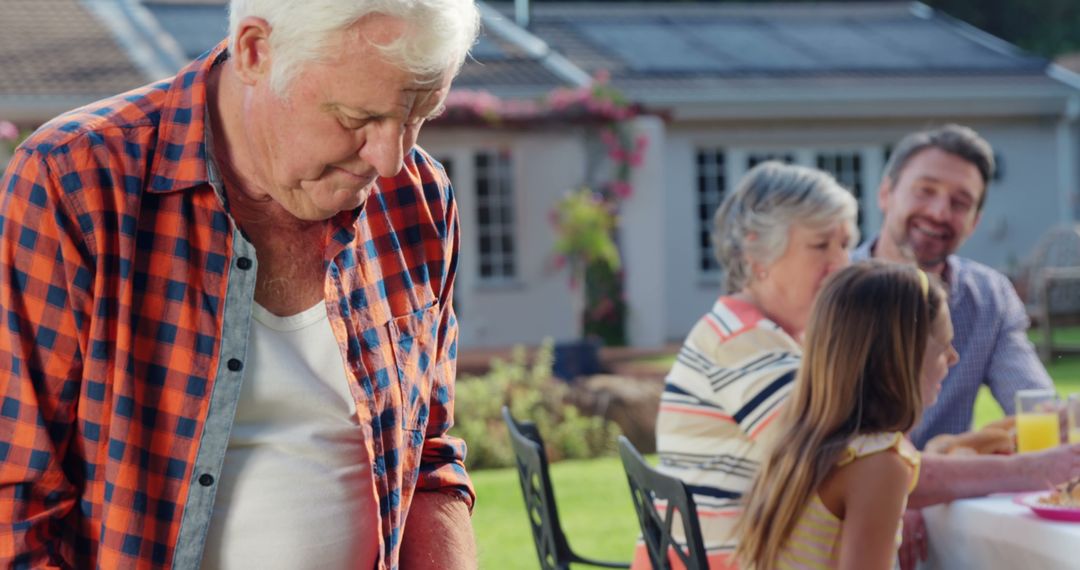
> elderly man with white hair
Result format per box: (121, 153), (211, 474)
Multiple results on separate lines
(0, 1), (480, 568)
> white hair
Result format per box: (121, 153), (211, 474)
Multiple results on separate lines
(228, 0), (480, 95)
(713, 161), (859, 293)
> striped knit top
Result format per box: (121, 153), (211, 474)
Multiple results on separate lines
(776, 432), (921, 569)
(654, 296), (801, 564)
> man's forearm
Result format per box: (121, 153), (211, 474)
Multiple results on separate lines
(399, 490), (476, 569)
(911, 444), (1080, 508)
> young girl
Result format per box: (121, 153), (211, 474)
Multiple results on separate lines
(735, 261), (958, 570)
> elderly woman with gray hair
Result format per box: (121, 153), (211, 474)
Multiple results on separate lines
(632, 161), (857, 570)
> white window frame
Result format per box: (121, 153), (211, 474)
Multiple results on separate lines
(474, 149), (518, 285)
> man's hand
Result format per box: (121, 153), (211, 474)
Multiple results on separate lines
(399, 491), (476, 569)
(898, 508), (928, 570)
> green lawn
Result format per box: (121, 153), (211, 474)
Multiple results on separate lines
(474, 329), (1080, 569)
(472, 456), (639, 570)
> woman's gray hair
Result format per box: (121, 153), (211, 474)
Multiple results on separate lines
(713, 161), (859, 293)
(229, 0), (481, 96)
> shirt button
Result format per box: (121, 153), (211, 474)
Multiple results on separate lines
(236, 257), (253, 270)
(198, 473), (215, 487)
(227, 358), (243, 372)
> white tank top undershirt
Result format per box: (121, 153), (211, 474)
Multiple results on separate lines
(200, 301), (380, 570)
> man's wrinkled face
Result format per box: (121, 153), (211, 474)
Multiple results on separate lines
(245, 15), (451, 221)
(878, 148), (984, 270)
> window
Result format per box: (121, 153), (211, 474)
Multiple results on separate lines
(696, 149), (726, 273)
(475, 150), (516, 282)
(746, 152), (795, 169)
(816, 151), (865, 232)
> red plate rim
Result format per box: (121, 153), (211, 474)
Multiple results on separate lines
(1014, 491), (1080, 522)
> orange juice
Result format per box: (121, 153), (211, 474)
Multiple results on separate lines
(1017, 412), (1060, 453)
(1070, 428), (1080, 445)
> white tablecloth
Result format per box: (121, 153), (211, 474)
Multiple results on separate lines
(921, 495), (1080, 570)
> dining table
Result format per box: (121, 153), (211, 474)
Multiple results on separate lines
(920, 493), (1080, 570)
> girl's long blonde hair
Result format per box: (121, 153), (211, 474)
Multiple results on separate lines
(734, 261), (945, 570)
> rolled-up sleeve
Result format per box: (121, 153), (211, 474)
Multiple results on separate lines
(413, 163), (473, 509)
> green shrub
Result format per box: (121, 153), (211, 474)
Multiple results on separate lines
(453, 339), (615, 470)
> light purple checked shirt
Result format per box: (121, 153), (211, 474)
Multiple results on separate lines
(852, 239), (1054, 449)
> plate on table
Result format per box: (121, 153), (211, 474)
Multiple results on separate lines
(1014, 492), (1080, 522)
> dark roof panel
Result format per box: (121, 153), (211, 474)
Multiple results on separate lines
(684, 23), (822, 71)
(571, 23), (723, 73)
(143, 3), (229, 60)
(513, 2), (1048, 79)
(472, 35), (513, 61)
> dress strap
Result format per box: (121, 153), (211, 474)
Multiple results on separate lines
(837, 431), (921, 492)
(837, 432), (920, 466)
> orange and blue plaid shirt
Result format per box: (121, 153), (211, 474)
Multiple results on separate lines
(0, 42), (472, 569)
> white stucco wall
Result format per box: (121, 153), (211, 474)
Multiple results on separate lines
(419, 127), (587, 349)
(621, 115), (668, 348)
(963, 120), (1075, 272)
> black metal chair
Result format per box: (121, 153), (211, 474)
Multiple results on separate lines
(617, 436), (709, 570)
(502, 406), (631, 570)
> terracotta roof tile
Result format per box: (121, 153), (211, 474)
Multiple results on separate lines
(0, 0), (149, 97)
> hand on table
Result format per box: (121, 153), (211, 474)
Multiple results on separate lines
(924, 417), (1016, 456)
(899, 508), (928, 570)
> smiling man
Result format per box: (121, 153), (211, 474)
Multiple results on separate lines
(0, 1), (480, 569)
(853, 124), (1054, 449)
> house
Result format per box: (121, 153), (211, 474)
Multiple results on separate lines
(3, 1), (1079, 350)
(462, 1), (1080, 349)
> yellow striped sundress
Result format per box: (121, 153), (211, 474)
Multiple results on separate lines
(775, 432), (921, 569)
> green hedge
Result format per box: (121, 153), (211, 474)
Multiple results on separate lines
(454, 340), (615, 470)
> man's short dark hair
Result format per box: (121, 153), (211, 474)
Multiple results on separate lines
(883, 124), (995, 211)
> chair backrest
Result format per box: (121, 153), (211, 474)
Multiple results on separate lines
(502, 406), (575, 570)
(617, 436), (709, 570)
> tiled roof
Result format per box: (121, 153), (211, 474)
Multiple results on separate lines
(0, 0), (149, 97)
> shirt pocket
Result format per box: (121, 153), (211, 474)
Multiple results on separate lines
(387, 302), (440, 434)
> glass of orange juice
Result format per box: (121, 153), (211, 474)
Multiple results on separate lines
(1016, 389), (1060, 453)
(1068, 393), (1080, 445)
